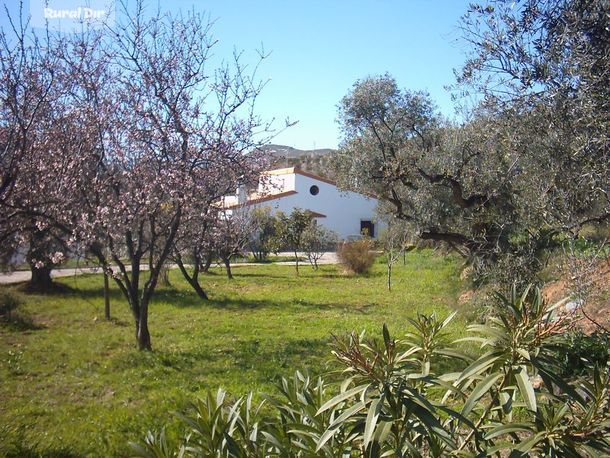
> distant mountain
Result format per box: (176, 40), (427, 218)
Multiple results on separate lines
(261, 144), (338, 179)
(260, 144), (336, 159)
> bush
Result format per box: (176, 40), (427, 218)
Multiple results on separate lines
(337, 238), (376, 274)
(0, 289), (22, 319)
(134, 286), (610, 457)
(556, 331), (609, 377)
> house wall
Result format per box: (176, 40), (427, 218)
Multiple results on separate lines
(251, 173), (380, 239)
(258, 172), (296, 194)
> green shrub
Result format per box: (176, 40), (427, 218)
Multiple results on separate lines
(337, 238), (376, 274)
(556, 331), (610, 377)
(0, 289), (22, 319)
(134, 286), (610, 457)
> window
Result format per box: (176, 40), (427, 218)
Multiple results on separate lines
(360, 220), (375, 237)
(309, 185), (319, 196)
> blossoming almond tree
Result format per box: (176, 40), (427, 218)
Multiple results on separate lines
(0, 5), (55, 204)
(63, 1), (269, 350)
(0, 8), (72, 290)
(169, 207), (216, 300)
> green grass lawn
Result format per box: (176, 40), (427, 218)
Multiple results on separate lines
(0, 250), (464, 457)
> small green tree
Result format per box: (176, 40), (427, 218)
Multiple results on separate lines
(248, 207), (279, 261)
(380, 217), (415, 291)
(274, 209), (314, 275)
(302, 222), (337, 270)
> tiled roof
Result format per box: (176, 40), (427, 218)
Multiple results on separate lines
(263, 167), (337, 186)
(225, 190), (298, 209)
(224, 167), (377, 210)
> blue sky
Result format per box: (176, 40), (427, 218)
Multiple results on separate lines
(2, 0), (473, 149)
(197, 0), (472, 149)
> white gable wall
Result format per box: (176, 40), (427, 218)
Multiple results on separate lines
(250, 173), (380, 239)
(258, 172), (295, 194)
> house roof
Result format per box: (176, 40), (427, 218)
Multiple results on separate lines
(263, 167), (376, 199)
(224, 166), (377, 211)
(263, 166), (337, 186)
(307, 211), (327, 218)
(226, 190), (298, 209)
(225, 190), (327, 218)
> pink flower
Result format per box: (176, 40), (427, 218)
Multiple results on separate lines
(51, 251), (65, 264)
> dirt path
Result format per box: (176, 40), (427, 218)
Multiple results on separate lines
(0, 252), (339, 285)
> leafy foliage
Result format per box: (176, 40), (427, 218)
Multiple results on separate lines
(302, 223), (337, 270)
(135, 286), (610, 456)
(249, 208), (281, 261)
(332, 0), (609, 286)
(555, 331), (610, 378)
(273, 209), (317, 274)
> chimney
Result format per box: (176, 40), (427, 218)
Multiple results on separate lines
(236, 182), (247, 204)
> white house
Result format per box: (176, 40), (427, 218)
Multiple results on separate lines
(222, 167), (380, 239)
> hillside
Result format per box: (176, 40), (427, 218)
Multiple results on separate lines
(261, 144), (335, 159)
(543, 256), (610, 334)
(262, 144), (337, 179)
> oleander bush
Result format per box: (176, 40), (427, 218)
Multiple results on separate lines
(132, 286), (610, 457)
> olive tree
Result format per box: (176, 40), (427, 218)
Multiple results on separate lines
(334, 68), (607, 285)
(332, 76), (528, 283)
(457, 0), (609, 237)
(332, 0), (608, 285)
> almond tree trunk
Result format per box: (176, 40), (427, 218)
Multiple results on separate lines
(26, 230), (55, 292)
(223, 258), (233, 279)
(127, 284), (152, 351)
(136, 304), (151, 351)
(104, 271), (111, 320)
(201, 254), (213, 273)
(29, 263), (53, 292)
(175, 256), (208, 299)
(159, 266), (171, 286)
